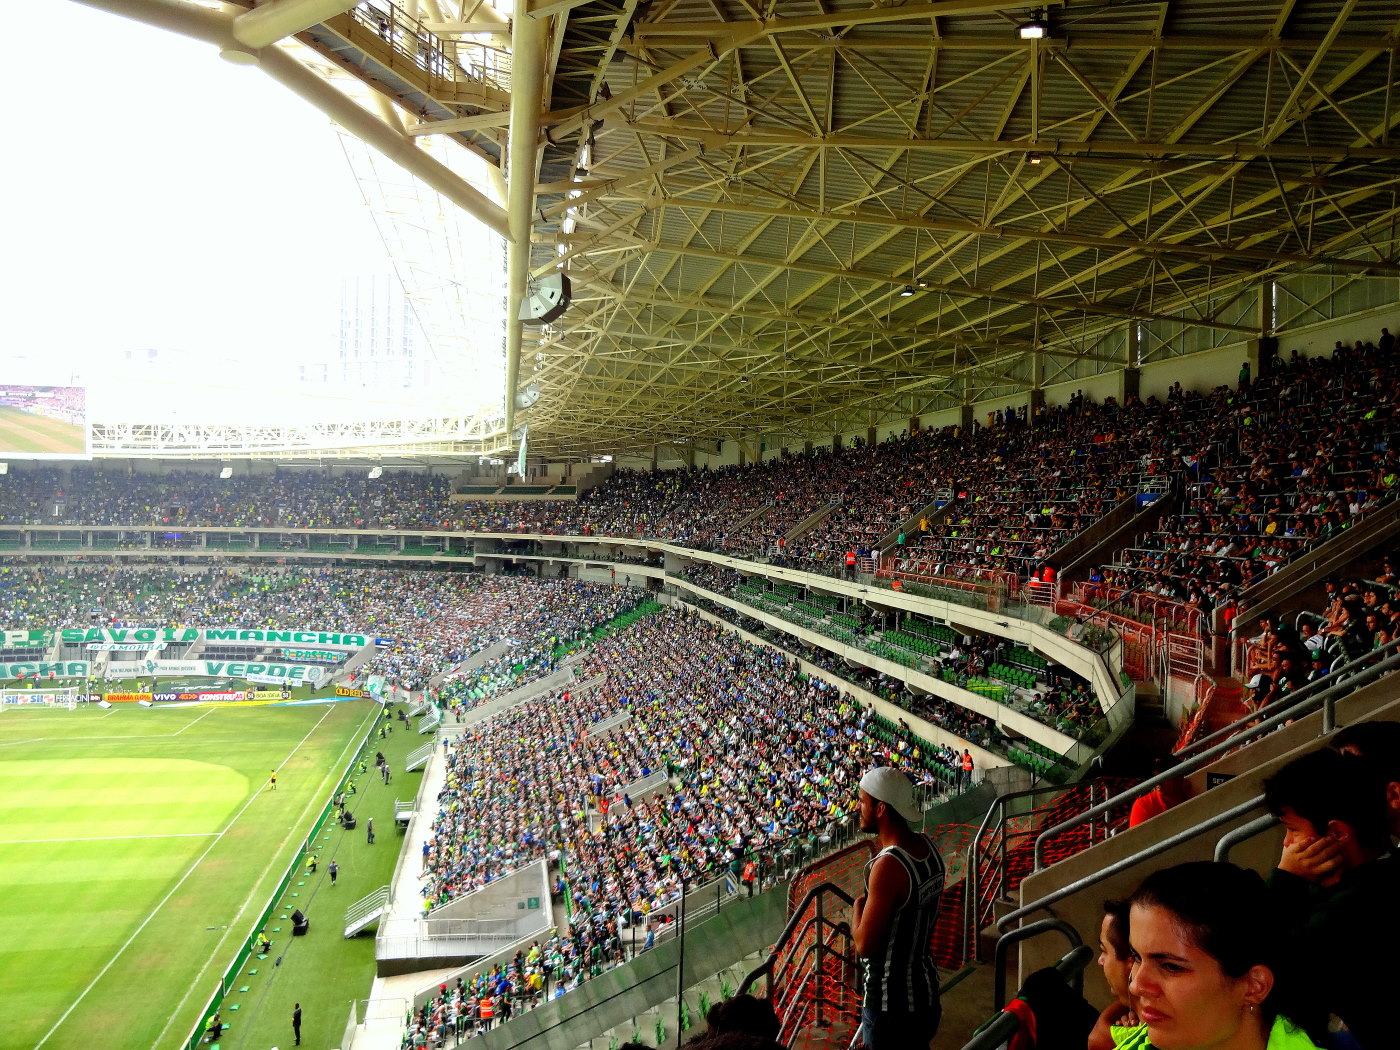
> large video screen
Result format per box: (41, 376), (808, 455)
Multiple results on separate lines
(0, 385), (90, 458)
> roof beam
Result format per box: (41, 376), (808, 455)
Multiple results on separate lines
(231, 0), (359, 49)
(632, 192), (1400, 273)
(631, 0), (1065, 40)
(505, 0), (549, 433)
(624, 121), (1400, 162)
(628, 242), (1258, 332)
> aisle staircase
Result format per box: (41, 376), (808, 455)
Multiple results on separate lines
(405, 740), (436, 772)
(1203, 678), (1248, 733)
(963, 779), (1133, 963)
(345, 886), (392, 938)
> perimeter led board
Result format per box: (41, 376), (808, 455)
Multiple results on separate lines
(0, 385), (90, 458)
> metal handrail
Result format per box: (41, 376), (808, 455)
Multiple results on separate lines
(1177, 637), (1400, 758)
(993, 918), (1085, 1011)
(769, 927), (858, 1041)
(1031, 648), (1400, 870)
(738, 881), (855, 995)
(1000, 794), (1267, 932)
(1213, 814), (1278, 863)
(963, 781), (1091, 963)
(959, 944), (1095, 1050)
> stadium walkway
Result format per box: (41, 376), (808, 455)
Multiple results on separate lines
(354, 733), (451, 1050)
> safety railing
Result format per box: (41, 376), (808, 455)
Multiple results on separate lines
(346, 0), (511, 92)
(1029, 644), (1400, 874)
(1177, 638), (1400, 759)
(738, 881), (859, 1046)
(963, 779), (1132, 963)
(344, 886), (391, 936)
(1000, 793), (1267, 934)
(405, 739), (435, 771)
(1174, 673), (1217, 751)
(992, 917), (1085, 1012)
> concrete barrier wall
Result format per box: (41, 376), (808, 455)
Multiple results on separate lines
(431, 859), (551, 924)
(474, 889), (788, 1050)
(1015, 692), (1400, 1003)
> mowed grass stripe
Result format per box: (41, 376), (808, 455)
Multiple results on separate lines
(0, 699), (375, 1050)
(0, 403), (86, 454)
(5, 837), (211, 945)
(0, 759), (246, 839)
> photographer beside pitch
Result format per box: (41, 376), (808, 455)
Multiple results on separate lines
(851, 767), (944, 1050)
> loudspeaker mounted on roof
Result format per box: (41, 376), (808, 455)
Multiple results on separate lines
(520, 272), (571, 325)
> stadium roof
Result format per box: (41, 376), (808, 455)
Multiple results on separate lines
(86, 0), (1400, 460)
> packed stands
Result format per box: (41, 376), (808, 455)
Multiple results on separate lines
(1091, 342), (1400, 629)
(2, 336), (1398, 648)
(677, 563), (1101, 749)
(0, 565), (638, 693)
(423, 606), (950, 907)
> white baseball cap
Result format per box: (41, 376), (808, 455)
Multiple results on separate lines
(859, 767), (923, 825)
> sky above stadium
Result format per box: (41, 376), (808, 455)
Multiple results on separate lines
(0, 4), (420, 422)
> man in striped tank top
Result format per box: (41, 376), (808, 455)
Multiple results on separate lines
(852, 766), (945, 1049)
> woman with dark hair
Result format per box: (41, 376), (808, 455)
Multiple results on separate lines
(1120, 862), (1321, 1050)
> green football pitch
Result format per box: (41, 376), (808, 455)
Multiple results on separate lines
(0, 696), (388, 1050)
(0, 403), (86, 455)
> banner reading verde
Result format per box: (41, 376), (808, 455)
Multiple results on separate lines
(0, 627), (371, 648)
(107, 660), (328, 684)
(0, 659), (326, 682)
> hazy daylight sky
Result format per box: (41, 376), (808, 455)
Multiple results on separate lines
(1, 2), (396, 412)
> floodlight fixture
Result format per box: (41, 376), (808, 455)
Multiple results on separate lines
(1018, 17), (1048, 39)
(899, 285), (917, 297)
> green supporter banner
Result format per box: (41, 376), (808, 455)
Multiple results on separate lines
(0, 661), (88, 680)
(0, 627), (370, 648)
(0, 659), (327, 682)
(0, 629), (53, 648)
(107, 659), (327, 684)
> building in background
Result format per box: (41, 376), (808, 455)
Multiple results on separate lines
(298, 274), (434, 394)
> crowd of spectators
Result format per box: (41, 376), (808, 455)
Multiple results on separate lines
(403, 927), (630, 1047)
(0, 335), (1395, 643)
(1097, 340), (1400, 621)
(0, 564), (641, 694)
(421, 608), (947, 925)
(1241, 562), (1399, 711)
(0, 467), (456, 529)
(676, 562), (1101, 741)
(433, 580), (640, 709)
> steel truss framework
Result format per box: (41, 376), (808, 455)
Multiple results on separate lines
(85, 0), (1400, 461)
(93, 417), (511, 459)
